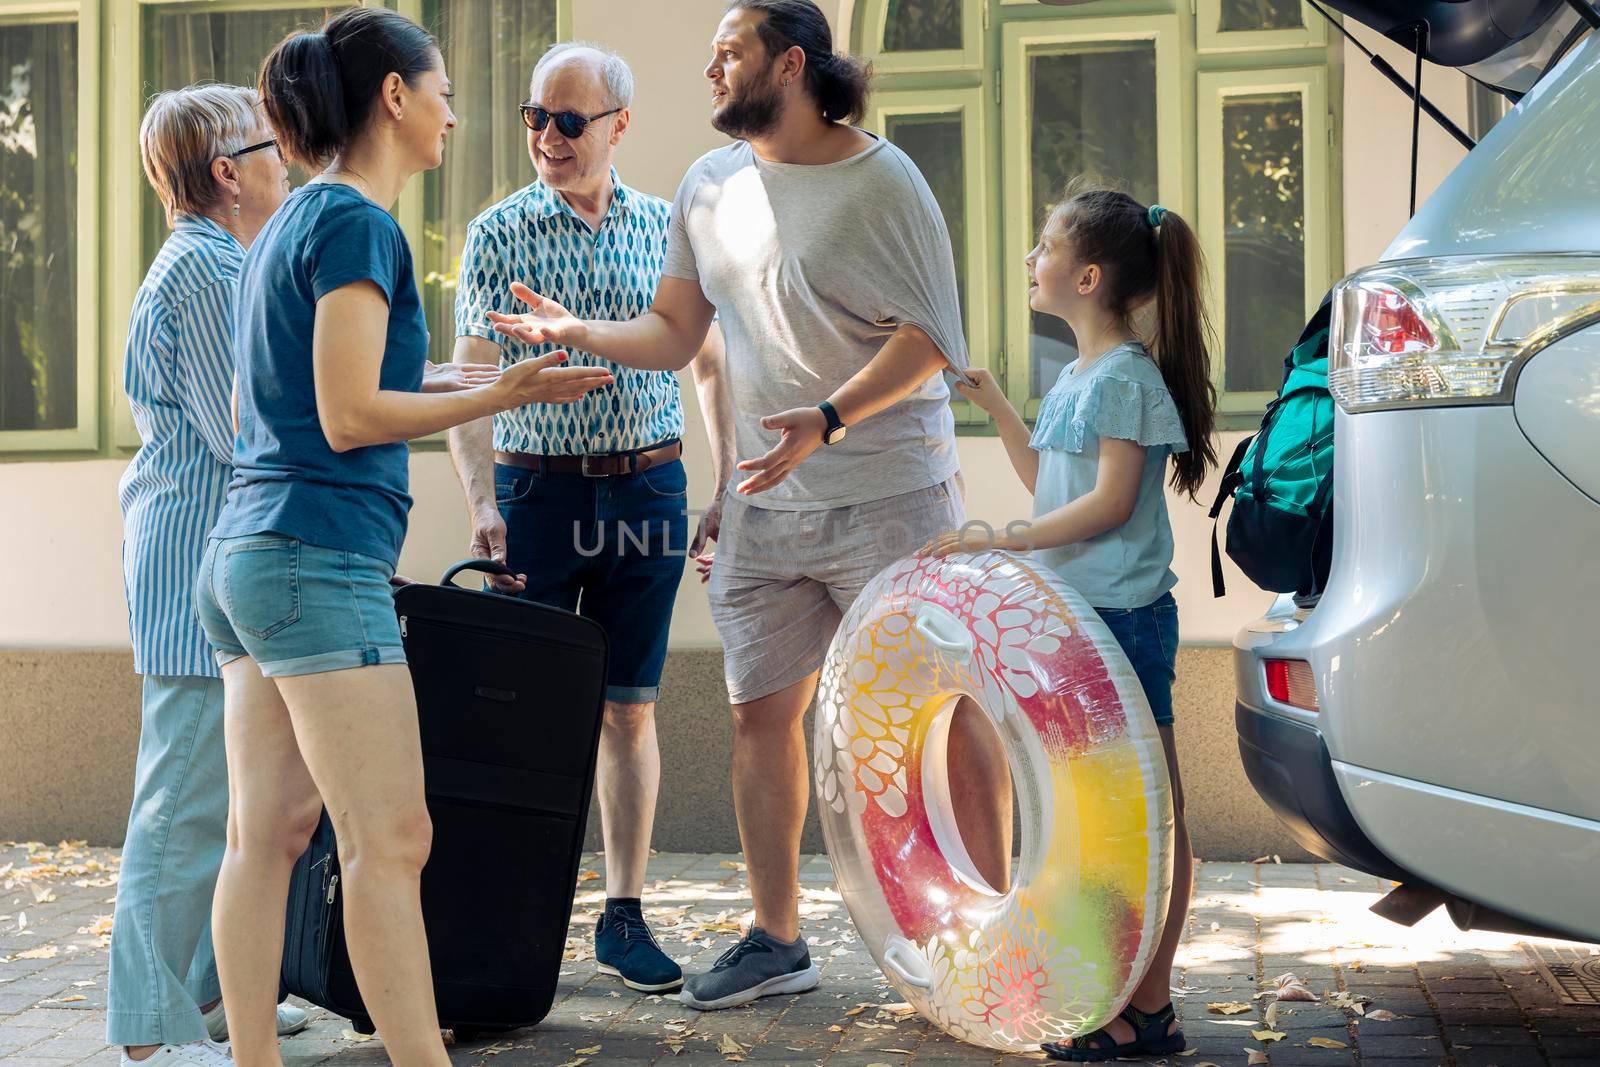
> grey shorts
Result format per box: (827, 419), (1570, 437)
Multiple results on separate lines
(708, 476), (965, 704)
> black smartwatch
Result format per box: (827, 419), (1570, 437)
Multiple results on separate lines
(818, 399), (847, 445)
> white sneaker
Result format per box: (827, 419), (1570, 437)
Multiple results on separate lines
(200, 1000), (311, 1042)
(120, 1040), (233, 1067)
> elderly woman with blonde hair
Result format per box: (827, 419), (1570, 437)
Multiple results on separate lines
(113, 84), (310, 1067)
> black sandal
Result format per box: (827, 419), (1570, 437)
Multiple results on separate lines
(1041, 1002), (1186, 1061)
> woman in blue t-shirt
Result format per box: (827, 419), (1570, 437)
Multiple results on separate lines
(193, 9), (614, 1064)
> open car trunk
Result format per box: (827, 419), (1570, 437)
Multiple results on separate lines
(1318, 0), (1590, 92)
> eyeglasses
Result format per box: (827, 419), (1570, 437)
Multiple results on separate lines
(518, 103), (622, 138)
(228, 138), (282, 163)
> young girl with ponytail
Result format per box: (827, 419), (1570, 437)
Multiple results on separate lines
(928, 179), (1218, 1061)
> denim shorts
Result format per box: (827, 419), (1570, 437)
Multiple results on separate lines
(1093, 591), (1179, 727)
(194, 534), (407, 677)
(496, 457), (688, 705)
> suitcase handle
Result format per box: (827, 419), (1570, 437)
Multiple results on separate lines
(440, 557), (517, 588)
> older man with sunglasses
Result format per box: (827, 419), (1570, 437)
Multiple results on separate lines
(448, 41), (730, 994)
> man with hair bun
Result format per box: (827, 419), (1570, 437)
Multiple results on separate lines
(488, 0), (1011, 1012)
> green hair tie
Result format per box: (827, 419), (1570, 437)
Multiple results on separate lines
(1146, 204), (1167, 229)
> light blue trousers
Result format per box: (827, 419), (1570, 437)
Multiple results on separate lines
(106, 675), (227, 1046)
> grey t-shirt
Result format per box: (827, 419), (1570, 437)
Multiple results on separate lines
(662, 135), (967, 511)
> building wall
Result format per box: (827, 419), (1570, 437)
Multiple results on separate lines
(0, 1), (1477, 854)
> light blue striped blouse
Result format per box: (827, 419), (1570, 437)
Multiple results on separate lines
(118, 215), (243, 678)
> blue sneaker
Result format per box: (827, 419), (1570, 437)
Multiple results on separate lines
(595, 899), (683, 992)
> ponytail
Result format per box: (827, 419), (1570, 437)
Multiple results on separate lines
(1150, 210), (1218, 500)
(258, 7), (438, 169)
(1042, 179), (1218, 499)
(732, 0), (873, 124)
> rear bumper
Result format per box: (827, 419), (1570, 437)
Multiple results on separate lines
(1234, 702), (1408, 881)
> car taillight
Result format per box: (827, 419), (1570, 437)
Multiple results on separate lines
(1264, 658), (1318, 711)
(1328, 255), (1600, 412)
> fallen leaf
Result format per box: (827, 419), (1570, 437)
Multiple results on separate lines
(1251, 855), (1271, 863)
(71, 980), (95, 987)
(1207, 1002), (1253, 1015)
(1365, 1009), (1405, 1021)
(1264, 1001), (1279, 1029)
(719, 860), (747, 871)
(1306, 1036), (1348, 1049)
(1252, 1029), (1287, 1043)
(52, 995), (87, 1003)
(554, 1058), (587, 1067)
(575, 1046), (602, 1055)
(15, 945), (58, 960)
(845, 1004), (870, 1016)
(1246, 1050), (1269, 1066)
(1272, 973), (1319, 1002)
(340, 1029), (374, 1042)
(30, 886), (54, 904)
(577, 870), (600, 881)
(828, 1024), (844, 1033)
(717, 1034), (745, 1055)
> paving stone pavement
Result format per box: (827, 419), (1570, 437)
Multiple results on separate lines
(2, 842), (1597, 1067)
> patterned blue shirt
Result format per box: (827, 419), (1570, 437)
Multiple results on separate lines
(454, 169), (684, 455)
(118, 215), (241, 677)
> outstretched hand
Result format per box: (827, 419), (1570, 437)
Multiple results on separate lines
(735, 406), (827, 495)
(423, 361), (501, 393)
(487, 282), (586, 348)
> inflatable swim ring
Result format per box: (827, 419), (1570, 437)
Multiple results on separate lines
(814, 550), (1174, 1052)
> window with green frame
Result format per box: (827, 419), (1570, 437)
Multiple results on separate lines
(0, 1), (96, 452)
(0, 0), (566, 456)
(854, 0), (1340, 430)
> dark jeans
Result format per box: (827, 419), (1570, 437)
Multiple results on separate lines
(496, 458), (689, 704)
(1094, 591), (1179, 726)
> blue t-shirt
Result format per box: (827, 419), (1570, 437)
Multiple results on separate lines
(215, 182), (427, 567)
(1029, 341), (1189, 610)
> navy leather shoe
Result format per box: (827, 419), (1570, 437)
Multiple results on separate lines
(595, 899), (683, 992)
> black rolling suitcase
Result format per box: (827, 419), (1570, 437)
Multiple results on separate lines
(280, 559), (608, 1039)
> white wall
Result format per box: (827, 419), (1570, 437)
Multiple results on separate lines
(0, 1), (1480, 654)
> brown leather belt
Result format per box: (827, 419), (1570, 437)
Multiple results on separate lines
(495, 439), (682, 478)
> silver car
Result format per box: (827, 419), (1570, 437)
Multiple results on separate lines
(1235, 4), (1600, 943)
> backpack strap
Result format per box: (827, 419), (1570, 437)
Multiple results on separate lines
(1208, 435), (1254, 598)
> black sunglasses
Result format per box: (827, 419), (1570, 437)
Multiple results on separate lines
(228, 138), (281, 161)
(518, 104), (622, 138)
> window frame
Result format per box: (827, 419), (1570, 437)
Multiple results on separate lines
(106, 0), (365, 451)
(869, 0), (983, 74)
(866, 86), (992, 425)
(1000, 14), (1187, 418)
(96, 0), (570, 453)
(854, 0), (1343, 433)
(1197, 64), (1331, 418)
(1196, 0), (1328, 54)
(0, 0), (101, 453)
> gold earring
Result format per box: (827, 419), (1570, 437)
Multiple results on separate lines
(232, 198), (240, 218)
(782, 78), (791, 87)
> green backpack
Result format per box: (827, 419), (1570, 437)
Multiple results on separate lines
(1208, 293), (1335, 598)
